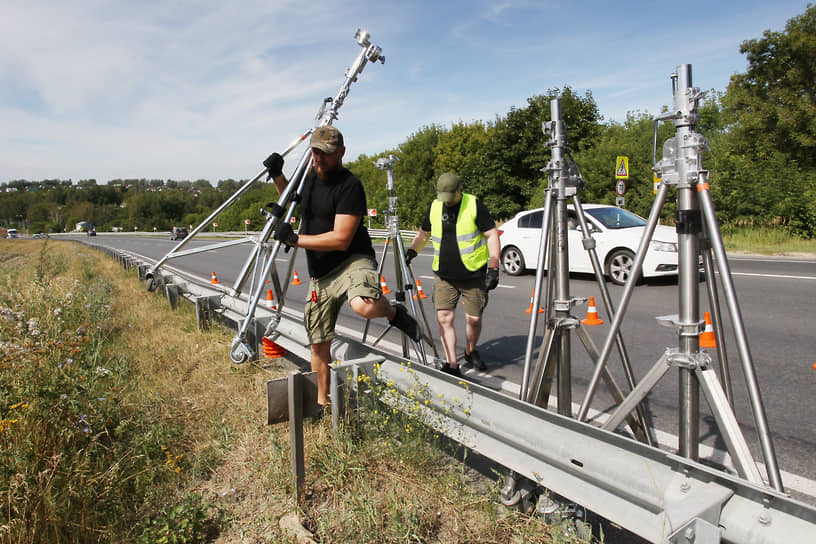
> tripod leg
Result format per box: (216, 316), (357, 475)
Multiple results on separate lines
(701, 231), (733, 407)
(578, 182), (671, 421)
(697, 173), (783, 491)
(574, 325), (649, 443)
(571, 194), (655, 446)
(362, 238), (391, 344)
(696, 366), (763, 484)
(603, 351), (673, 432)
(403, 264), (440, 359)
(527, 326), (558, 407)
(521, 191), (553, 397)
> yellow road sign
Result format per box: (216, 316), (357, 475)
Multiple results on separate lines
(616, 156), (629, 179)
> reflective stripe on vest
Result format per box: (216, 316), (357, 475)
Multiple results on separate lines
(429, 193), (488, 272)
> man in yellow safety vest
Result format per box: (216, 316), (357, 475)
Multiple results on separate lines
(406, 173), (501, 378)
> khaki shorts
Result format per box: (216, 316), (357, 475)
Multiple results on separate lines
(432, 276), (486, 317)
(304, 254), (381, 345)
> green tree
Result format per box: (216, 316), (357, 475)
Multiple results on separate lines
(718, 5), (816, 236)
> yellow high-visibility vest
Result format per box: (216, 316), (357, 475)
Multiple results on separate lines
(430, 193), (488, 272)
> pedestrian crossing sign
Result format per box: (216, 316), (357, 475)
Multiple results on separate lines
(615, 156), (629, 179)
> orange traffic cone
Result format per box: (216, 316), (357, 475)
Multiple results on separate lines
(582, 297), (604, 325)
(265, 289), (277, 310)
(262, 337), (286, 358)
(700, 311), (717, 348)
(291, 270), (303, 285)
(380, 276), (391, 294)
(525, 290), (544, 314)
(413, 279), (428, 299)
(210, 271), (220, 284)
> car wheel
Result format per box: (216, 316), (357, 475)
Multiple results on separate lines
(605, 249), (635, 286)
(501, 246), (526, 276)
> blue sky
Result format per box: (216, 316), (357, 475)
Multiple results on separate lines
(1, 0), (811, 184)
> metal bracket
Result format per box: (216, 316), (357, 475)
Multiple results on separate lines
(656, 314), (705, 337)
(666, 349), (711, 371)
(667, 517), (721, 544)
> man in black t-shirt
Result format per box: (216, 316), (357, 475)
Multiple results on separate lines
(264, 127), (420, 410)
(405, 173), (501, 378)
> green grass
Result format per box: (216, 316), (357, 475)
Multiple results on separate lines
(721, 225), (816, 255)
(1, 239), (594, 543)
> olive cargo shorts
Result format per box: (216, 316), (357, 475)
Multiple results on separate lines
(304, 255), (381, 345)
(432, 276), (486, 317)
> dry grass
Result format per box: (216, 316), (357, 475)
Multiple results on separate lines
(1, 239), (592, 543)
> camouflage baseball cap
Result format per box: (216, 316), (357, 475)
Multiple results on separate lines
(310, 126), (344, 153)
(436, 172), (462, 202)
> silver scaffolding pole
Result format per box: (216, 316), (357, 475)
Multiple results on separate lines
(143, 29), (385, 364)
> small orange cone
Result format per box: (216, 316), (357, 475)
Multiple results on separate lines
(262, 337), (286, 358)
(265, 289), (277, 310)
(582, 297), (604, 325)
(210, 271), (220, 284)
(525, 290), (544, 314)
(291, 270), (303, 285)
(700, 311), (717, 348)
(380, 276), (391, 294)
(414, 279), (428, 299)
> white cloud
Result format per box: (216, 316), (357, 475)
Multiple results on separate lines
(0, 0), (811, 182)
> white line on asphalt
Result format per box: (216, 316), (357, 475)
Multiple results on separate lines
(722, 271), (816, 281)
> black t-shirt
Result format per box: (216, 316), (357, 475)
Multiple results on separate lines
(421, 197), (496, 281)
(300, 167), (375, 279)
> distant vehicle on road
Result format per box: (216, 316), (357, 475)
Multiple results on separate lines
(6, 228), (18, 239)
(87, 227), (96, 236)
(170, 227), (188, 241)
(499, 204), (679, 285)
(33, 232), (47, 239)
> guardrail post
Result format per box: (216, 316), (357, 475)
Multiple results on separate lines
(195, 295), (221, 330)
(288, 371), (306, 503)
(165, 283), (181, 310)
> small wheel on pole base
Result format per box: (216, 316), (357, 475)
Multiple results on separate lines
(229, 339), (253, 365)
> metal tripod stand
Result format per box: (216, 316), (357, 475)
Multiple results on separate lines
(361, 154), (438, 366)
(576, 64), (783, 491)
(521, 98), (652, 443)
(501, 97), (656, 509)
(144, 29), (384, 364)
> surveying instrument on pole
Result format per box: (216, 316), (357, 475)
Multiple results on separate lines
(575, 64), (783, 491)
(144, 29), (385, 365)
(361, 154), (438, 366)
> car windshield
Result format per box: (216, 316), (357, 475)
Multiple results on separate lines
(585, 207), (646, 229)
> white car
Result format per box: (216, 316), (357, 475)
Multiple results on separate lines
(499, 204), (679, 285)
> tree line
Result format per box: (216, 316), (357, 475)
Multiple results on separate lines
(3, 6), (815, 238)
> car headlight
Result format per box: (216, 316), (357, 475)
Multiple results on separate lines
(650, 240), (677, 252)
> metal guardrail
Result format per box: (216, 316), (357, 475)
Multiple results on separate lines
(88, 242), (816, 544)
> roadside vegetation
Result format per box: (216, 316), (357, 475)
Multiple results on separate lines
(0, 239), (594, 543)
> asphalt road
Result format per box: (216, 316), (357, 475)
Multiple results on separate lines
(62, 233), (816, 505)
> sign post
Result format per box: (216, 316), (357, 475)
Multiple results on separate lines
(615, 156), (629, 207)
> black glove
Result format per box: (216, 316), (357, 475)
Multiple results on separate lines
(406, 248), (417, 265)
(485, 267), (499, 291)
(272, 221), (298, 246)
(263, 153), (284, 179)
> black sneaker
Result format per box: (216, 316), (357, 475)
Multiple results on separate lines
(440, 363), (462, 378)
(389, 303), (421, 341)
(463, 349), (487, 371)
